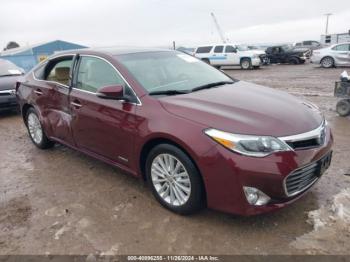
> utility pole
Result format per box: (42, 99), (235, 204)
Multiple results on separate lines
(324, 13), (332, 35)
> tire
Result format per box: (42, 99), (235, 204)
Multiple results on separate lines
(240, 58), (252, 70)
(145, 144), (205, 215)
(289, 57), (300, 64)
(321, 56), (334, 68)
(25, 108), (54, 149)
(336, 99), (350, 117)
(201, 58), (210, 64)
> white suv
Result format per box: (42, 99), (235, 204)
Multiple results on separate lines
(194, 44), (262, 69)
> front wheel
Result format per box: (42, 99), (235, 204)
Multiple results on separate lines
(321, 57), (334, 68)
(289, 57), (300, 64)
(240, 58), (252, 70)
(26, 108), (54, 149)
(336, 99), (350, 117)
(145, 144), (205, 215)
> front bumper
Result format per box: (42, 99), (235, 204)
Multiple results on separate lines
(251, 57), (261, 66)
(198, 125), (333, 216)
(310, 55), (322, 64)
(0, 90), (17, 111)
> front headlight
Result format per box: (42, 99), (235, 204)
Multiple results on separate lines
(205, 129), (292, 157)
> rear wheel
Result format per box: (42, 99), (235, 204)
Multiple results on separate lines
(336, 99), (350, 117)
(321, 57), (334, 68)
(240, 58), (252, 70)
(145, 144), (204, 215)
(26, 108), (54, 149)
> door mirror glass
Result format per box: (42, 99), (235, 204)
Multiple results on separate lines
(97, 85), (124, 100)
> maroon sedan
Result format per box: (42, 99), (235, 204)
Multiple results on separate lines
(16, 48), (333, 216)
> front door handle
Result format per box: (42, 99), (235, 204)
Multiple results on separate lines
(71, 100), (82, 109)
(34, 89), (43, 96)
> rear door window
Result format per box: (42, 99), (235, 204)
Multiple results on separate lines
(214, 46), (224, 53)
(45, 57), (73, 86)
(196, 46), (213, 53)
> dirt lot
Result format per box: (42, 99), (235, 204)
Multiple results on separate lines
(1, 63), (350, 255)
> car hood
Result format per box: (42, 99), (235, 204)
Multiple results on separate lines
(290, 48), (310, 54)
(250, 50), (266, 55)
(238, 50), (257, 57)
(0, 75), (20, 91)
(159, 81), (323, 137)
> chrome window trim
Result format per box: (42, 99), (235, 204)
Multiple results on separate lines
(73, 54), (142, 106)
(32, 53), (75, 89)
(32, 53), (142, 106)
(278, 120), (326, 143)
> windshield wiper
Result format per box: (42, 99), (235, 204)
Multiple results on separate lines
(191, 81), (234, 92)
(148, 90), (190, 96)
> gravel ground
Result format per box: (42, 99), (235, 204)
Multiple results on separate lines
(0, 63), (349, 255)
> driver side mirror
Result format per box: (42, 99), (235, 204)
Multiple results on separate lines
(97, 85), (125, 100)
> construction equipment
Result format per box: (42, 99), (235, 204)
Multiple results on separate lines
(334, 71), (350, 117)
(210, 12), (229, 44)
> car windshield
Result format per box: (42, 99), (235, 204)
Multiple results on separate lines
(0, 59), (23, 77)
(236, 45), (250, 51)
(281, 45), (293, 51)
(115, 51), (233, 94)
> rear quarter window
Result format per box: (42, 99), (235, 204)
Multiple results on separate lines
(196, 46), (213, 53)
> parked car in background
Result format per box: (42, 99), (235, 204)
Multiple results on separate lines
(236, 45), (269, 65)
(0, 59), (24, 112)
(17, 48), (333, 216)
(311, 43), (350, 68)
(295, 40), (323, 50)
(194, 44), (262, 69)
(266, 45), (310, 64)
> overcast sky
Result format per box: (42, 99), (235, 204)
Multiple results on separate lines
(1, 0), (349, 49)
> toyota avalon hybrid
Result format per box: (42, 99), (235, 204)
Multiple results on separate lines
(16, 48), (333, 216)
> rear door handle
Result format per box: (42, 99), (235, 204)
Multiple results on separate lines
(71, 100), (82, 109)
(34, 89), (43, 96)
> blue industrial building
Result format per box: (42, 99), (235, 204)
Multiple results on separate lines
(0, 40), (87, 72)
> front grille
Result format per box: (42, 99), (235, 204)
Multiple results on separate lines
(0, 90), (15, 96)
(259, 54), (267, 63)
(287, 138), (320, 149)
(284, 152), (332, 197)
(280, 121), (326, 150)
(284, 162), (319, 196)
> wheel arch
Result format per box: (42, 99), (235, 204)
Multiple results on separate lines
(240, 57), (252, 63)
(138, 136), (207, 204)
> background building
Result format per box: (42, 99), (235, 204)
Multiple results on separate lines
(0, 40), (87, 72)
(321, 31), (350, 45)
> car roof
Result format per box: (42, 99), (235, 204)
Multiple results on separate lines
(53, 47), (173, 57)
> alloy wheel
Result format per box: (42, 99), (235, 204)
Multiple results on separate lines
(241, 60), (250, 69)
(151, 153), (191, 206)
(27, 113), (43, 144)
(322, 57), (334, 68)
